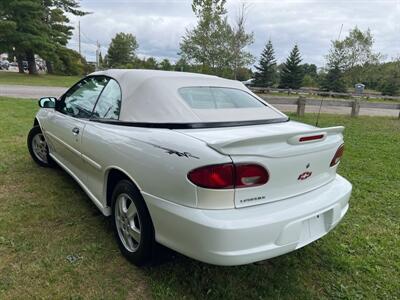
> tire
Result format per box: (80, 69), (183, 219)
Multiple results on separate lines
(111, 180), (155, 266)
(27, 126), (55, 168)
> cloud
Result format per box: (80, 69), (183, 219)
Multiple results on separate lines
(68, 0), (400, 66)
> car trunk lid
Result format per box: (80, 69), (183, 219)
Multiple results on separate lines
(177, 121), (344, 208)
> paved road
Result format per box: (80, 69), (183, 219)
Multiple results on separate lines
(0, 84), (398, 117)
(0, 84), (66, 99)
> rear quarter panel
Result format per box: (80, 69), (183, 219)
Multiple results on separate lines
(80, 122), (233, 208)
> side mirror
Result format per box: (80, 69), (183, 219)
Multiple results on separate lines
(38, 97), (56, 108)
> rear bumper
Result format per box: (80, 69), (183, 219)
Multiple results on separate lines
(143, 174), (352, 266)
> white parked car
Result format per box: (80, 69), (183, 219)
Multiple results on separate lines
(27, 69), (352, 266)
(242, 78), (254, 86)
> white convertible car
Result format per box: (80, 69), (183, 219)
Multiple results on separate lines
(27, 69), (352, 266)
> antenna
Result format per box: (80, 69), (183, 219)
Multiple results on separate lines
(338, 24), (343, 40)
(315, 96), (324, 127)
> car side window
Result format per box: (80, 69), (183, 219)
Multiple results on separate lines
(60, 76), (109, 118)
(91, 79), (122, 120)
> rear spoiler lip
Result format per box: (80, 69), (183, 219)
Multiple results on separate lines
(207, 126), (345, 155)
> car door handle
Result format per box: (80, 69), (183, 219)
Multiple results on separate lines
(72, 127), (80, 135)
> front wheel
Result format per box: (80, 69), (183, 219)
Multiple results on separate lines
(27, 126), (54, 168)
(111, 180), (155, 266)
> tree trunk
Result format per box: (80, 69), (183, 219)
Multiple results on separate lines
(26, 50), (38, 75)
(46, 61), (53, 74)
(17, 55), (25, 73)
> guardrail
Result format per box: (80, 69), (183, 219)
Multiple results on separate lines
(256, 94), (400, 118)
(250, 86), (400, 102)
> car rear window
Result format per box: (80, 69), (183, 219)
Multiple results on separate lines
(179, 87), (265, 109)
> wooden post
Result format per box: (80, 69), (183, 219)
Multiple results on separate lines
(351, 99), (360, 117)
(297, 96), (306, 117)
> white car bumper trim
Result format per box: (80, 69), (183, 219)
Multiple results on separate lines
(143, 174), (351, 266)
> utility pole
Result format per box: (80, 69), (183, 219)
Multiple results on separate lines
(96, 40), (100, 71)
(78, 20), (81, 56)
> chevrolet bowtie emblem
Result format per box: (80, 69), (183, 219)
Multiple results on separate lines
(298, 171), (312, 180)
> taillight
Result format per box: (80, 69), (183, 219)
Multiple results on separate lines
(188, 164), (234, 189)
(187, 163), (269, 189)
(235, 164), (269, 188)
(330, 144), (345, 167)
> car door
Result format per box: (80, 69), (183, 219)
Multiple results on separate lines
(44, 76), (109, 181)
(79, 78), (122, 203)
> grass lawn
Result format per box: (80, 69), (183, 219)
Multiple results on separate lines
(0, 72), (81, 87)
(0, 96), (399, 299)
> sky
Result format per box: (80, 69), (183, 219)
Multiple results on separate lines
(67, 0), (400, 67)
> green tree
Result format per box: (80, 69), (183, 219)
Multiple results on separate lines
(174, 58), (190, 72)
(107, 33), (139, 68)
(327, 27), (381, 85)
(160, 58), (172, 70)
(378, 59), (400, 96)
(321, 39), (347, 92)
(0, 0), (85, 74)
(300, 63), (318, 87)
(0, 0), (53, 74)
(279, 45), (304, 89)
(229, 4), (254, 79)
(321, 28), (395, 93)
(254, 40), (277, 87)
(41, 0), (86, 72)
(301, 63), (317, 78)
(44, 8), (69, 73)
(180, 0), (227, 73)
(302, 74), (317, 87)
(98, 51), (104, 68)
(353, 59), (400, 95)
(42, 1), (86, 74)
(180, 0), (253, 78)
(53, 47), (92, 75)
(0, 19), (19, 69)
(320, 63), (347, 92)
(333, 27), (380, 70)
(143, 57), (158, 69)
(235, 67), (253, 81)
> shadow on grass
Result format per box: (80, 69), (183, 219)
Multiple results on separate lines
(143, 246), (326, 299)
(47, 164), (328, 299)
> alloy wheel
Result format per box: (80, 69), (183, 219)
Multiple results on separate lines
(115, 193), (142, 252)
